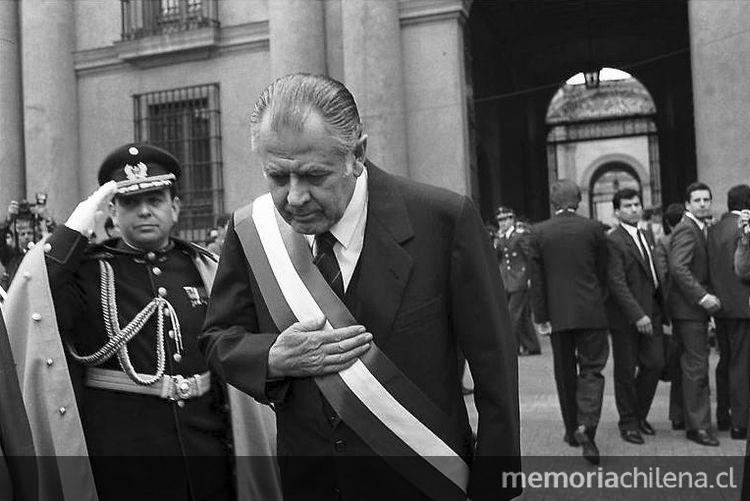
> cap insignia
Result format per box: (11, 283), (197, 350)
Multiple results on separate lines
(128, 147), (139, 155)
(124, 162), (149, 181)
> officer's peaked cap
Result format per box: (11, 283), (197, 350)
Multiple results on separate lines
(98, 143), (181, 196)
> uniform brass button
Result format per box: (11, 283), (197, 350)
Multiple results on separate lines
(168, 330), (175, 339)
(334, 440), (346, 452)
(146, 252), (157, 261)
(173, 353), (182, 363)
(31, 313), (42, 321)
(23, 271), (31, 279)
(46, 358), (54, 367)
(43, 243), (52, 252)
(163, 307), (170, 316)
(58, 407), (66, 416)
(158, 287), (168, 298)
(152, 267), (162, 276)
(177, 400), (185, 408)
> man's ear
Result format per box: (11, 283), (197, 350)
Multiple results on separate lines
(351, 134), (368, 176)
(171, 196), (182, 223)
(108, 200), (117, 224)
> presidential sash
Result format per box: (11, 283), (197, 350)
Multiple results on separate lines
(234, 194), (470, 501)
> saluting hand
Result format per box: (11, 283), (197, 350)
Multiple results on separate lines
(267, 317), (373, 378)
(65, 181), (118, 237)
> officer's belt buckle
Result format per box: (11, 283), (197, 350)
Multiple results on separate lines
(162, 373), (208, 402)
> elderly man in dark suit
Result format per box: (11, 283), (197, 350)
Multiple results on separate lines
(530, 179), (609, 465)
(200, 74), (521, 501)
(708, 184), (750, 439)
(495, 206), (540, 356)
(605, 188), (666, 445)
(668, 181), (722, 446)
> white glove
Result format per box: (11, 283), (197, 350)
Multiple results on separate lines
(65, 181), (118, 237)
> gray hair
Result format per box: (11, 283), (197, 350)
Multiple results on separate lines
(250, 73), (363, 154)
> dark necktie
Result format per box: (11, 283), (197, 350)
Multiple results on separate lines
(313, 231), (344, 299)
(636, 230), (658, 288)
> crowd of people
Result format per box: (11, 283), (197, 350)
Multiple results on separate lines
(1, 71), (749, 501)
(488, 179), (750, 466)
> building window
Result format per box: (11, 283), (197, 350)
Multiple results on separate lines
(121, 0), (219, 41)
(133, 84), (223, 243)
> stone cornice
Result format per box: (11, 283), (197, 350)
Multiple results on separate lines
(399, 0), (470, 26)
(74, 20), (269, 76)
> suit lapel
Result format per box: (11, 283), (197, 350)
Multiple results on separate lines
(353, 163), (414, 347)
(616, 225), (650, 276)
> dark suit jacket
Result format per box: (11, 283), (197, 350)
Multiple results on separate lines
(709, 213), (750, 319)
(200, 164), (521, 501)
(529, 212), (608, 331)
(605, 225), (665, 330)
(668, 215), (711, 321)
(496, 227), (532, 292)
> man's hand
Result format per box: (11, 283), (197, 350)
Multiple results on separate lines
(698, 294), (722, 314)
(65, 181), (117, 237)
(267, 317), (373, 378)
(635, 315), (653, 336)
(739, 209), (750, 235)
(535, 321), (552, 337)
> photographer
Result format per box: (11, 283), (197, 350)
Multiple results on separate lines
(0, 193), (56, 289)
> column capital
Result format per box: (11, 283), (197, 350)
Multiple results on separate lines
(399, 0), (471, 26)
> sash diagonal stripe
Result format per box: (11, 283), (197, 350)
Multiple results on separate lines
(236, 195), (469, 501)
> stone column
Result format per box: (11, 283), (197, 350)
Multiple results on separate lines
(342, 0), (409, 177)
(268, 0), (326, 79)
(690, 0), (750, 211)
(22, 0), (80, 218)
(0, 0), (25, 211)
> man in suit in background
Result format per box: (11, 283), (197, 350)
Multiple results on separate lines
(708, 184), (750, 439)
(496, 206), (540, 356)
(668, 181), (721, 446)
(605, 188), (666, 445)
(530, 179), (609, 465)
(200, 73), (521, 501)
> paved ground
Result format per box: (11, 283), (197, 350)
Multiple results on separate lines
(464, 335), (745, 500)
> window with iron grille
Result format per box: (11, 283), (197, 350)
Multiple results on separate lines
(121, 0), (219, 41)
(133, 84), (223, 243)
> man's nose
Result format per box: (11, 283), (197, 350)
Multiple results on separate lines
(287, 177), (310, 207)
(136, 202), (152, 216)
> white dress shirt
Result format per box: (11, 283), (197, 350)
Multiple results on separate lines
(620, 222), (659, 288)
(305, 166), (368, 292)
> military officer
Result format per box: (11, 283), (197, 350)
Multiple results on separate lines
(44, 143), (233, 500)
(495, 206), (541, 355)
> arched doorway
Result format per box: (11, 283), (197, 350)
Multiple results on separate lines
(468, 0), (696, 222)
(588, 162), (641, 226)
(545, 68), (659, 224)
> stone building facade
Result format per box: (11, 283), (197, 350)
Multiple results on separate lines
(0, 0), (748, 238)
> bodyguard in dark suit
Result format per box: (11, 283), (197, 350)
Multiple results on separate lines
(495, 206), (540, 355)
(200, 74), (521, 501)
(708, 184), (750, 439)
(530, 179), (609, 464)
(668, 182), (721, 446)
(605, 188), (666, 445)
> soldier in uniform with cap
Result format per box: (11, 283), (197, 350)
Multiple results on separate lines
(495, 206), (541, 356)
(43, 143), (234, 500)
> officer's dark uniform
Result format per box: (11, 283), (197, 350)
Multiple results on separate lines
(496, 215), (541, 355)
(44, 144), (232, 501)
